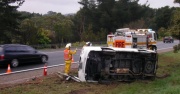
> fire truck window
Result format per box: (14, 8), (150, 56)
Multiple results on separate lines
(133, 38), (137, 48)
(116, 32), (124, 36)
(154, 33), (157, 40)
(148, 34), (152, 38)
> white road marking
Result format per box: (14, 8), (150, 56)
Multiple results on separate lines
(0, 62), (78, 76)
(157, 47), (172, 50)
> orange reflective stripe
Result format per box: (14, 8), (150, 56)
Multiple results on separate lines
(64, 50), (70, 60)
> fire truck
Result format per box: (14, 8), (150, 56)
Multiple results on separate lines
(107, 28), (157, 51)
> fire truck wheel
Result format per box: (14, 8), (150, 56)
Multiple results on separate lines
(152, 46), (157, 52)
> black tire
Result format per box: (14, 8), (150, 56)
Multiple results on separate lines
(41, 56), (48, 63)
(144, 61), (155, 74)
(152, 46), (157, 52)
(11, 59), (19, 68)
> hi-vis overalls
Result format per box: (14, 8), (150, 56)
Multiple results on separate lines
(64, 49), (76, 74)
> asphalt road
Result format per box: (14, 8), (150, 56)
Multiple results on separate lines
(0, 40), (179, 74)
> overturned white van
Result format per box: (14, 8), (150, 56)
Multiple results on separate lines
(78, 46), (158, 82)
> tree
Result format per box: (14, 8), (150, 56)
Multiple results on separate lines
(124, 18), (146, 29)
(37, 28), (51, 44)
(54, 19), (74, 44)
(0, 0), (24, 43)
(154, 6), (175, 30)
(73, 11), (85, 41)
(168, 8), (180, 39)
(81, 24), (96, 41)
(158, 27), (167, 38)
(77, 0), (155, 34)
(174, 0), (180, 4)
(19, 19), (38, 44)
(96, 28), (108, 42)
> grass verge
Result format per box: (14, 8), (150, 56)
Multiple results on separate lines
(0, 51), (180, 94)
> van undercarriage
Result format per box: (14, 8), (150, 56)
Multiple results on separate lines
(85, 50), (158, 82)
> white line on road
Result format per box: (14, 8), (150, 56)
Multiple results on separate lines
(157, 47), (172, 50)
(0, 62), (78, 76)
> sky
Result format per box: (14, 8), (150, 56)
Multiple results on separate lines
(17, 0), (180, 15)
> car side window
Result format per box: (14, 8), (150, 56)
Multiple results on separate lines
(26, 46), (35, 51)
(17, 46), (27, 52)
(5, 46), (16, 52)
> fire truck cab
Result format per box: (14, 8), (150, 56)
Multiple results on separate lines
(107, 28), (157, 51)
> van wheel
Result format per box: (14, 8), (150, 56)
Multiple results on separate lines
(41, 56), (47, 63)
(11, 59), (19, 68)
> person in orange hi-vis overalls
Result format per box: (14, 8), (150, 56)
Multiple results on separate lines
(64, 43), (77, 75)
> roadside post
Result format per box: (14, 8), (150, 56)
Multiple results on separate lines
(43, 63), (47, 76)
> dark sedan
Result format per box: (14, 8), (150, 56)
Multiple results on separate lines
(0, 44), (48, 67)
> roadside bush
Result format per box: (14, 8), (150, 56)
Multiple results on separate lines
(178, 44), (180, 50)
(72, 41), (86, 48)
(173, 45), (178, 53)
(72, 42), (80, 47)
(51, 44), (58, 49)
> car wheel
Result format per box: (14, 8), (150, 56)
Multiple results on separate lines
(41, 56), (47, 63)
(11, 59), (19, 68)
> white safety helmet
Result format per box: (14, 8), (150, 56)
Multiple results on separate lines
(86, 42), (92, 46)
(86, 42), (90, 45)
(65, 43), (71, 48)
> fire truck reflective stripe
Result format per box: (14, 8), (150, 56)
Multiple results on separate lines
(137, 42), (147, 45)
(148, 42), (157, 45)
(109, 42), (157, 46)
(125, 43), (132, 45)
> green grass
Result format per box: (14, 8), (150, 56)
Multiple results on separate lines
(0, 51), (180, 94)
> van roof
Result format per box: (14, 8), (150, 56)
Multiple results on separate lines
(82, 46), (139, 52)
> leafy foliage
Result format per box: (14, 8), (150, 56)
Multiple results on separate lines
(174, 0), (180, 4)
(0, 0), (24, 43)
(0, 0), (179, 45)
(168, 8), (180, 39)
(154, 6), (175, 30)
